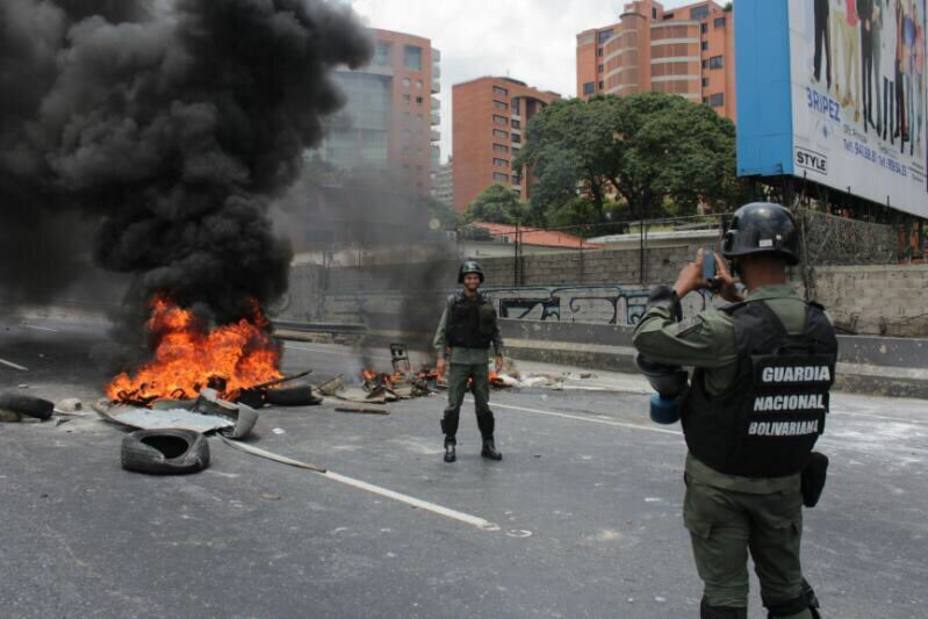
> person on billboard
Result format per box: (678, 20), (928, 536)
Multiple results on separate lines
(903, 0), (917, 155)
(840, 0), (863, 122)
(872, 0), (884, 135)
(880, 0), (898, 141)
(814, 0), (833, 88)
(859, 0), (876, 132)
(831, 0), (847, 100)
(915, 4), (924, 153)
(895, 0), (909, 148)
(633, 204), (837, 619)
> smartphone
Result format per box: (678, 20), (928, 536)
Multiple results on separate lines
(702, 249), (717, 280)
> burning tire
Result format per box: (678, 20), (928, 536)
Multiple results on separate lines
(121, 429), (210, 475)
(265, 384), (321, 407)
(0, 393), (54, 421)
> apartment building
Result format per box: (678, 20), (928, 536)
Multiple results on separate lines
(452, 77), (560, 212)
(576, 1), (735, 120)
(324, 29), (441, 195)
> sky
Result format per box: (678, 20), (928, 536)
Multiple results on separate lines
(347, 0), (696, 163)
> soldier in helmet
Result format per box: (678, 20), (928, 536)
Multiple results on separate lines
(633, 203), (837, 619)
(433, 260), (504, 463)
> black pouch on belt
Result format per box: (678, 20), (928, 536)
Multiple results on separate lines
(801, 452), (829, 508)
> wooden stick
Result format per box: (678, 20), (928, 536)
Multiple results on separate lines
(335, 406), (390, 416)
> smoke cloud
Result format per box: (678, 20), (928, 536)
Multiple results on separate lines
(0, 0), (372, 331)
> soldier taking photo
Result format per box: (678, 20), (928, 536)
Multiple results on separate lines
(433, 260), (504, 464)
(633, 203), (837, 619)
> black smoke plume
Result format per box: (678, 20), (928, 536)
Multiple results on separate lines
(0, 0), (372, 334)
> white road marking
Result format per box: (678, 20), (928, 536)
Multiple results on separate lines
(222, 436), (499, 531)
(0, 357), (29, 371)
(22, 324), (59, 333)
(490, 401), (683, 436)
(322, 471), (500, 532)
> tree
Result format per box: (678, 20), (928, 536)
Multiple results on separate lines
(516, 92), (745, 224)
(463, 183), (528, 224)
(426, 196), (461, 230)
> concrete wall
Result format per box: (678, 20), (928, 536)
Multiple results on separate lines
(802, 265), (928, 337)
(279, 247), (928, 337)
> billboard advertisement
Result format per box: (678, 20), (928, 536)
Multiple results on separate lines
(737, 0), (927, 218)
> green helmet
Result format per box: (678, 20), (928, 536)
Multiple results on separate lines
(721, 202), (801, 266)
(458, 260), (485, 284)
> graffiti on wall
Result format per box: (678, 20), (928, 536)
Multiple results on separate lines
(486, 285), (709, 326)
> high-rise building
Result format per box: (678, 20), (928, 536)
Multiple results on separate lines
(576, 1), (735, 120)
(431, 158), (453, 210)
(452, 77), (560, 213)
(323, 29), (441, 195)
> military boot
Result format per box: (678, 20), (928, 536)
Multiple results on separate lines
(481, 438), (502, 461)
(443, 438), (456, 463)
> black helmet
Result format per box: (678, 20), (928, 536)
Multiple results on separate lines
(458, 260), (485, 284)
(721, 202), (800, 266)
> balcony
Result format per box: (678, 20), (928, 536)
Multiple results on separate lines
(431, 96), (440, 111)
(430, 129), (441, 142)
(431, 65), (441, 79)
(431, 78), (441, 94)
(432, 48), (441, 62)
(431, 112), (440, 126)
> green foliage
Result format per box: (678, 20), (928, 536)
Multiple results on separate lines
(464, 183), (529, 225)
(426, 196), (461, 230)
(516, 92), (745, 226)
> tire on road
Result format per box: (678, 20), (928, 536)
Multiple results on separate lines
(265, 384), (321, 407)
(0, 393), (54, 421)
(121, 429), (210, 475)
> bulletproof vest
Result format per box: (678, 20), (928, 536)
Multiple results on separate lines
(682, 299), (837, 478)
(446, 292), (497, 349)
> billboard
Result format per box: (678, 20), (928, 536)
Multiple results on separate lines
(737, 0), (927, 218)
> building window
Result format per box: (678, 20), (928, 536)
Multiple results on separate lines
(714, 16), (726, 28)
(493, 85), (508, 97)
(511, 119), (521, 129)
(700, 23), (708, 34)
(511, 133), (522, 143)
(493, 128), (508, 138)
(493, 158), (509, 168)
(512, 174), (522, 185)
(709, 93), (724, 107)
(702, 59), (708, 69)
(493, 114), (508, 126)
(493, 143), (510, 154)
(493, 100), (508, 110)
(403, 45), (422, 70)
(597, 48), (604, 57)
(583, 82), (595, 95)
(690, 5), (710, 20)
(701, 41), (709, 51)
(597, 30), (614, 44)
(416, 96), (424, 104)
(652, 7), (657, 18)
(493, 173), (509, 183)
(511, 98), (520, 113)
(709, 55), (724, 69)
(402, 78), (411, 89)
(702, 77), (709, 88)
(598, 80), (604, 89)
(598, 64), (604, 73)
(403, 94), (411, 103)
(374, 42), (392, 66)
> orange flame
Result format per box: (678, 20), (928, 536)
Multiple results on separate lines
(106, 295), (282, 403)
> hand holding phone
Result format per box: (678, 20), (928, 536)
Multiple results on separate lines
(702, 248), (720, 292)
